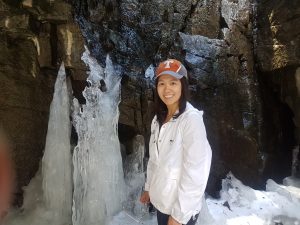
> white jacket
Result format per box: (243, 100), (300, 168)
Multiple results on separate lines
(144, 103), (212, 224)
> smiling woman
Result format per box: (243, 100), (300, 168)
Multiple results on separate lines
(140, 59), (212, 225)
(154, 60), (190, 128)
(157, 75), (182, 122)
(0, 129), (14, 220)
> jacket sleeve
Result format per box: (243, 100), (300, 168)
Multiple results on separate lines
(171, 111), (212, 224)
(144, 159), (155, 191)
(144, 117), (157, 191)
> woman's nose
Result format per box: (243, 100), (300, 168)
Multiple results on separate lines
(164, 84), (171, 91)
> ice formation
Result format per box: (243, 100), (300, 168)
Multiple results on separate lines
(123, 135), (146, 217)
(144, 65), (155, 80)
(42, 62), (72, 223)
(72, 48), (125, 225)
(109, 173), (300, 225)
(4, 63), (72, 225)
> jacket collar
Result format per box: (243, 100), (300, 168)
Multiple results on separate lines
(154, 102), (199, 124)
(170, 102), (194, 122)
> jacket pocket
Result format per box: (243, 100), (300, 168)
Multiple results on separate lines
(149, 167), (180, 208)
(161, 178), (177, 196)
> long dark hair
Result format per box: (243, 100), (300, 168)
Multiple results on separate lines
(154, 77), (190, 127)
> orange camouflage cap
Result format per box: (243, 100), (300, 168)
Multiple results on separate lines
(155, 59), (188, 80)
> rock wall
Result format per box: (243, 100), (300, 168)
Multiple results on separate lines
(0, 0), (85, 204)
(256, 0), (300, 180)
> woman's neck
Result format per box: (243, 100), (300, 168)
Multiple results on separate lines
(167, 104), (179, 117)
(163, 105), (179, 123)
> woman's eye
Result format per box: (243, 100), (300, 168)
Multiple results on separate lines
(171, 81), (177, 85)
(158, 82), (164, 86)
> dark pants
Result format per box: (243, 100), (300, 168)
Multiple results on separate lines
(156, 210), (199, 225)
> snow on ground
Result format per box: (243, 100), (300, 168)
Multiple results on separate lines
(109, 173), (300, 225)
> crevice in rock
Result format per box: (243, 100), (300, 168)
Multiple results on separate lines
(162, 9), (169, 22)
(219, 16), (228, 29)
(257, 66), (298, 183)
(189, 0), (199, 16)
(50, 23), (58, 67)
(28, 15), (41, 35)
(118, 123), (138, 155)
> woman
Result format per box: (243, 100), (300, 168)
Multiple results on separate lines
(140, 59), (212, 225)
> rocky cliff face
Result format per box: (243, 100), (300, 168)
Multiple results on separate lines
(0, 0), (86, 204)
(0, 0), (299, 203)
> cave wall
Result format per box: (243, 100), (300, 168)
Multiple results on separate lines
(0, 0), (299, 204)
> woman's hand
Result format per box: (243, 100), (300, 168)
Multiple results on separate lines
(140, 191), (150, 204)
(167, 216), (181, 225)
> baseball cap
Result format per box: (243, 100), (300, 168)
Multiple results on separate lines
(155, 59), (188, 79)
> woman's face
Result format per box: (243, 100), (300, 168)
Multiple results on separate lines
(157, 74), (182, 109)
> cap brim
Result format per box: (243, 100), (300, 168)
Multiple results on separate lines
(155, 71), (183, 80)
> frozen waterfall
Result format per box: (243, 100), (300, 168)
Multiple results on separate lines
(4, 51), (126, 225)
(42, 62), (72, 223)
(72, 48), (125, 225)
(4, 63), (72, 225)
